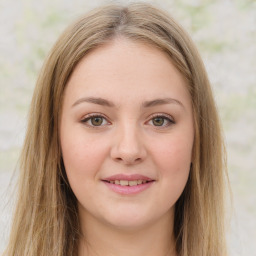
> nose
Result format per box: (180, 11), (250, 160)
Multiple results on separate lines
(110, 123), (147, 165)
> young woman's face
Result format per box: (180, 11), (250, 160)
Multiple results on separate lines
(60, 38), (194, 231)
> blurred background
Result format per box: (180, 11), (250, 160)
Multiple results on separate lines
(0, 0), (255, 255)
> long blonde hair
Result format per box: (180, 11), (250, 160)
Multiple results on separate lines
(4, 3), (228, 256)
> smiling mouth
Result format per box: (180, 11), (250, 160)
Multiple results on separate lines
(103, 180), (153, 186)
(102, 176), (155, 195)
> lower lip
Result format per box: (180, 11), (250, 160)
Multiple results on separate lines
(103, 181), (154, 195)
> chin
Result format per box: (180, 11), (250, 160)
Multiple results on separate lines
(101, 209), (161, 232)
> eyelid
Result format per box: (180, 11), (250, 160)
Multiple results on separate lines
(81, 113), (111, 128)
(149, 113), (174, 120)
(146, 113), (175, 127)
(80, 112), (175, 128)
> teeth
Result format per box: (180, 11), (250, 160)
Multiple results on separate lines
(128, 180), (137, 186)
(108, 180), (150, 186)
(120, 180), (129, 186)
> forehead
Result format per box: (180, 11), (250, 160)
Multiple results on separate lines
(64, 37), (191, 108)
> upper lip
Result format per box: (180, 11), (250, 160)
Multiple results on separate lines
(102, 174), (154, 181)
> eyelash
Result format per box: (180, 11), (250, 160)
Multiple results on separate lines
(80, 113), (175, 128)
(148, 114), (175, 128)
(81, 113), (110, 128)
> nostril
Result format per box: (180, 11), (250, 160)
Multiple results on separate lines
(114, 156), (142, 165)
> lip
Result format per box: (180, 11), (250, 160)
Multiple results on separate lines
(103, 174), (153, 181)
(102, 174), (155, 195)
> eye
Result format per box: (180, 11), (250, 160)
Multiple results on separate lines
(148, 114), (175, 127)
(81, 114), (110, 127)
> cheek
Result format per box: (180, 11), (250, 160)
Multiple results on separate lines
(151, 134), (193, 173)
(149, 133), (193, 202)
(60, 129), (109, 179)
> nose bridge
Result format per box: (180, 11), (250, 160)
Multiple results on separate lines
(111, 119), (146, 164)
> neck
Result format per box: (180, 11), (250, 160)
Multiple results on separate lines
(78, 210), (177, 256)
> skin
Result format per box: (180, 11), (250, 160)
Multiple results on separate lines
(60, 37), (194, 256)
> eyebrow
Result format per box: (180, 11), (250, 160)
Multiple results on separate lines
(72, 97), (115, 107)
(72, 97), (184, 109)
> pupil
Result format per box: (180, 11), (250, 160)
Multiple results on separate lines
(153, 117), (164, 126)
(92, 117), (103, 126)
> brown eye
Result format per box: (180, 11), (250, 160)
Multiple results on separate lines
(148, 115), (174, 128)
(81, 115), (109, 127)
(91, 117), (103, 126)
(152, 117), (165, 126)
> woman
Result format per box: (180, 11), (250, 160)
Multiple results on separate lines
(4, 2), (228, 256)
